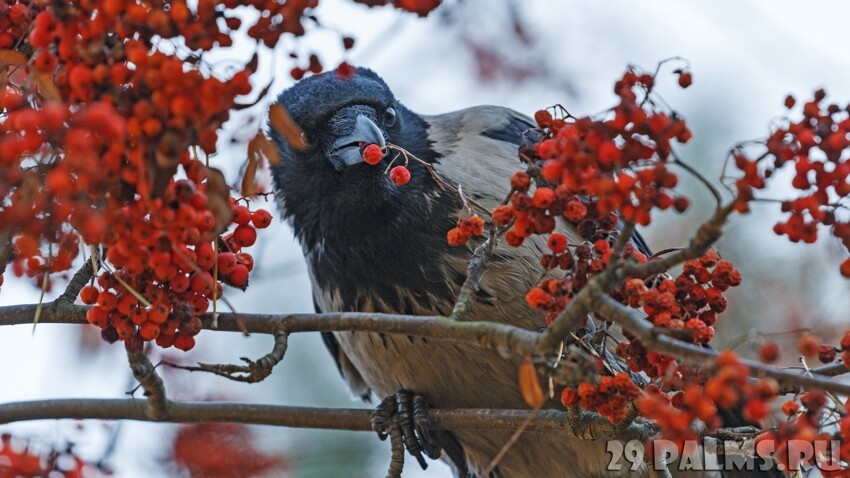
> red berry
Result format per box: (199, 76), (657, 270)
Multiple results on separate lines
(149, 303), (169, 324)
(784, 95), (796, 109)
(232, 224), (257, 247)
(236, 253), (254, 271)
(361, 144), (384, 165)
(190, 272), (214, 296)
(80, 285), (99, 305)
(677, 71), (692, 88)
(232, 205), (252, 225)
(86, 306), (108, 327)
(446, 227), (470, 247)
(173, 334), (196, 351)
(139, 322), (160, 341)
(195, 242), (215, 270)
(217, 252), (238, 275)
(389, 165), (410, 186)
(547, 233), (568, 254)
(759, 342), (779, 363)
(170, 274), (190, 293)
(251, 209), (272, 228)
(228, 264), (249, 287)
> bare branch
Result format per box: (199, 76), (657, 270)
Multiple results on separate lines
(1, 300), (847, 396)
(127, 351), (168, 420)
(609, 221), (636, 265)
(593, 294), (850, 396)
(0, 398), (659, 441)
(450, 228), (499, 321)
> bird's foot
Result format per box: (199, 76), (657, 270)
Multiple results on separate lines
(371, 389), (442, 469)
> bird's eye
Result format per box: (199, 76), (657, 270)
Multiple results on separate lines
(383, 107), (397, 127)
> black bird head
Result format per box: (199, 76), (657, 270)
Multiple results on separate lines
(272, 67), (430, 171)
(269, 68), (442, 251)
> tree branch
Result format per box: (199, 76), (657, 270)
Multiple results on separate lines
(450, 227), (500, 321)
(127, 351), (168, 420)
(0, 398), (659, 442)
(2, 300), (848, 395)
(593, 294), (850, 396)
(56, 248), (100, 305)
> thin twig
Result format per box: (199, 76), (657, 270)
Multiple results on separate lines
(56, 249), (100, 305)
(449, 227), (500, 321)
(481, 406), (539, 476)
(162, 331), (288, 383)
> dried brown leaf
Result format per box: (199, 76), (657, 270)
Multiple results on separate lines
(518, 355), (545, 409)
(255, 132), (281, 166)
(0, 49), (26, 67)
(33, 73), (61, 103)
(242, 136), (260, 197)
(207, 167), (234, 234)
(268, 104), (307, 151)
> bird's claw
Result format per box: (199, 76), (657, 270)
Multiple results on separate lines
(370, 389), (441, 470)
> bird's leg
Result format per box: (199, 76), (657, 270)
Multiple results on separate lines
(370, 389), (441, 470)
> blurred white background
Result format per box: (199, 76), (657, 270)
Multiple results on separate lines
(2, 1), (850, 476)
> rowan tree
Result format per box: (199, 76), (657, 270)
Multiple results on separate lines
(2, 0), (850, 477)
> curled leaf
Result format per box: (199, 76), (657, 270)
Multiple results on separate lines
(255, 132), (281, 166)
(518, 354), (545, 409)
(269, 104), (307, 151)
(33, 72), (61, 103)
(0, 49), (26, 67)
(206, 167), (234, 234)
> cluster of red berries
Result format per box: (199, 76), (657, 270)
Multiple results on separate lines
(353, 0), (443, 17)
(0, 433), (89, 477)
(732, 90), (850, 276)
(0, 1), (31, 48)
(525, 235), (646, 323)
(635, 352), (780, 446)
(446, 214), (485, 247)
(760, 333), (841, 365)
(623, 251), (739, 346)
(758, 390), (838, 473)
(78, 162), (268, 352)
(359, 143), (412, 186)
(2, 101), (126, 286)
(560, 371), (640, 424)
(171, 424), (287, 477)
(496, 68), (692, 252)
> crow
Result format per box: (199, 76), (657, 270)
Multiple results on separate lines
(270, 67), (782, 478)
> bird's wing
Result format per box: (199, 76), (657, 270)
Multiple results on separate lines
(424, 105), (651, 254)
(425, 105), (651, 380)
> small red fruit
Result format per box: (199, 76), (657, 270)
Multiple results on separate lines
(251, 209), (272, 229)
(547, 233), (568, 254)
(361, 144), (383, 165)
(217, 252), (238, 275)
(759, 342), (779, 363)
(236, 252), (254, 271)
(677, 71), (693, 88)
(232, 205), (252, 225)
(389, 165), (411, 186)
(80, 285), (99, 305)
(173, 334), (196, 351)
(229, 264), (249, 287)
(232, 224), (257, 247)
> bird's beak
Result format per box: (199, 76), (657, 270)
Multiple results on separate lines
(330, 115), (386, 167)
